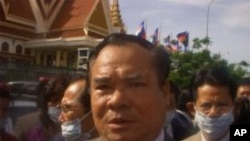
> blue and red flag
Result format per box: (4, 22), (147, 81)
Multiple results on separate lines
(177, 31), (189, 47)
(163, 35), (181, 53)
(136, 21), (146, 39)
(164, 35), (171, 45)
(177, 32), (187, 41)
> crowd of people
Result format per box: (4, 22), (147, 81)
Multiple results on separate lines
(1, 33), (250, 141)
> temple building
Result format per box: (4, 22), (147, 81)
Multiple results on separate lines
(0, 0), (125, 70)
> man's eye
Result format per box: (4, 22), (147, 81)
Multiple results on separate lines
(96, 85), (111, 90)
(61, 107), (69, 113)
(60, 105), (72, 113)
(199, 103), (211, 109)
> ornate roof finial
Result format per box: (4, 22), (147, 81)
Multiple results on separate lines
(110, 0), (126, 33)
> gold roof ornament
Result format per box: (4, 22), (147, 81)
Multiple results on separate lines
(110, 0), (126, 33)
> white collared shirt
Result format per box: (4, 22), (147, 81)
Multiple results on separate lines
(176, 110), (193, 124)
(154, 129), (165, 141)
(201, 131), (229, 141)
(166, 124), (173, 138)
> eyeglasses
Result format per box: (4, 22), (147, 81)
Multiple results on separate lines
(196, 103), (232, 115)
(60, 104), (83, 113)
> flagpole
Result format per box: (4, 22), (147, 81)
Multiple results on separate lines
(206, 0), (215, 49)
(145, 18), (148, 40)
(159, 25), (162, 46)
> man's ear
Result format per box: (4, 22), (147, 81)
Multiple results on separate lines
(186, 102), (195, 119)
(162, 80), (170, 95)
(161, 80), (170, 109)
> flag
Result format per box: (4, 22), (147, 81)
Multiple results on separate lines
(177, 31), (188, 42)
(163, 35), (171, 45)
(152, 28), (159, 47)
(164, 35), (179, 53)
(165, 44), (179, 53)
(182, 32), (189, 47)
(136, 21), (146, 39)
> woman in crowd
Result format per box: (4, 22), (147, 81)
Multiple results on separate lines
(26, 75), (71, 141)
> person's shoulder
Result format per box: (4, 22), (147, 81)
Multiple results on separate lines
(16, 111), (40, 123)
(13, 111), (40, 137)
(182, 131), (201, 141)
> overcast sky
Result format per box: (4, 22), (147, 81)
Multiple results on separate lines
(116, 0), (250, 63)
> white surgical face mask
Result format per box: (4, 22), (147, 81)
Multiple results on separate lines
(61, 111), (91, 141)
(195, 109), (233, 139)
(48, 106), (61, 123)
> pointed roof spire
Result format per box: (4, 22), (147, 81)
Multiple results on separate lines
(110, 0), (126, 33)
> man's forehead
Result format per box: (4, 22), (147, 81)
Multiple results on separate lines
(61, 97), (78, 106)
(62, 89), (81, 104)
(93, 70), (150, 81)
(94, 45), (153, 63)
(239, 85), (250, 89)
(197, 92), (231, 101)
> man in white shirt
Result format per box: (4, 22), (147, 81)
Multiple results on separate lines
(88, 33), (173, 141)
(183, 67), (236, 141)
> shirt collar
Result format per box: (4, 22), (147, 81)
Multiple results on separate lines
(176, 110), (193, 124)
(154, 129), (164, 141)
(166, 124), (173, 138)
(201, 131), (229, 141)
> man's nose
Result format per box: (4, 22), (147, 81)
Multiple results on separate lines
(58, 111), (65, 123)
(107, 88), (129, 109)
(207, 106), (220, 118)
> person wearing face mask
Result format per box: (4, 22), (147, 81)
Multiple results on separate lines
(0, 83), (17, 141)
(25, 75), (71, 141)
(183, 66), (236, 141)
(59, 76), (99, 141)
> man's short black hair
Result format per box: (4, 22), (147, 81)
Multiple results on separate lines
(177, 89), (193, 112)
(190, 66), (236, 102)
(88, 33), (171, 86)
(237, 77), (250, 87)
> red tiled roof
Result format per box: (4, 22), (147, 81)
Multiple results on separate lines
(0, 4), (5, 21)
(0, 0), (108, 39)
(8, 0), (35, 22)
(51, 0), (97, 31)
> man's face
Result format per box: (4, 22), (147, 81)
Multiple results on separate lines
(237, 85), (250, 99)
(59, 80), (86, 123)
(90, 44), (169, 141)
(194, 84), (233, 118)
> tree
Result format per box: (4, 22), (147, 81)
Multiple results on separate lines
(192, 38), (202, 50)
(192, 36), (211, 50)
(168, 37), (248, 89)
(201, 36), (211, 47)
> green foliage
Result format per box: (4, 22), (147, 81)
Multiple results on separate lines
(169, 37), (249, 89)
